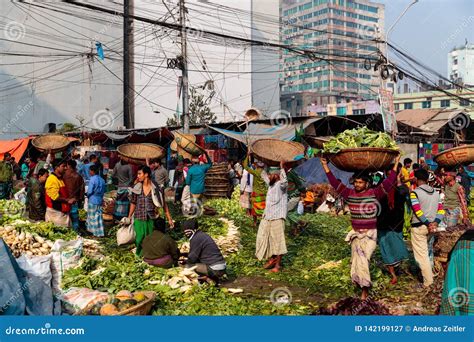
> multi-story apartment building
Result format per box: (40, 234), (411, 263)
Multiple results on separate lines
(448, 44), (474, 86)
(280, 0), (384, 115)
(393, 89), (474, 112)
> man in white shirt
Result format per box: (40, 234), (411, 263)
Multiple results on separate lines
(255, 160), (288, 273)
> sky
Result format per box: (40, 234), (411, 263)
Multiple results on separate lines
(379, 0), (474, 77)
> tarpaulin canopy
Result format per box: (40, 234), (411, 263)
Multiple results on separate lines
(209, 118), (320, 145)
(294, 157), (353, 185)
(0, 137), (31, 161)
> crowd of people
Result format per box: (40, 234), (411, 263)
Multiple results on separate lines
(0, 148), (472, 303)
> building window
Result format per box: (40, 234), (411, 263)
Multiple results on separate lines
(404, 103), (413, 110)
(394, 104), (399, 111)
(353, 109), (366, 115)
(422, 101), (431, 108)
(460, 98), (470, 106)
(440, 100), (450, 108)
(317, 111), (328, 116)
(336, 107), (346, 116)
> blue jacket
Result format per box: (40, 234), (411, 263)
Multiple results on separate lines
(87, 174), (106, 205)
(186, 162), (212, 195)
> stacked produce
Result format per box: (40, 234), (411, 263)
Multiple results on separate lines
(0, 199), (25, 218)
(84, 290), (152, 316)
(213, 218), (241, 255)
(204, 163), (230, 198)
(148, 267), (199, 293)
(0, 224), (53, 257)
(322, 126), (399, 154)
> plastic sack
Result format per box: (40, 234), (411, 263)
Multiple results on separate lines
(13, 187), (27, 205)
(117, 220), (135, 246)
(16, 254), (52, 287)
(60, 287), (109, 314)
(50, 238), (83, 294)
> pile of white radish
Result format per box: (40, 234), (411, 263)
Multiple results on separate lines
(0, 225), (53, 258)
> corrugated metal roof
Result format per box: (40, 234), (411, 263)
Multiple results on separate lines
(397, 108), (470, 132)
(396, 108), (442, 127)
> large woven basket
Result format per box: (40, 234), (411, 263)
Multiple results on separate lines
(328, 147), (399, 172)
(118, 291), (156, 316)
(434, 145), (474, 167)
(173, 131), (204, 156)
(32, 134), (70, 153)
(117, 143), (165, 165)
(306, 136), (331, 149)
(251, 139), (305, 166)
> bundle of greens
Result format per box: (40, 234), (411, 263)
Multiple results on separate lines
(323, 126), (398, 154)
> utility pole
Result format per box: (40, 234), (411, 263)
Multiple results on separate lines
(179, 0), (190, 133)
(124, 0), (135, 129)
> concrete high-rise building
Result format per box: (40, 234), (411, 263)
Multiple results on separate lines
(280, 0), (384, 116)
(448, 44), (474, 86)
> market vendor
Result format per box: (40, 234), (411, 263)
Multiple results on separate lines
(112, 156), (133, 220)
(64, 160), (85, 231)
(255, 160), (288, 273)
(320, 155), (400, 300)
(126, 165), (174, 256)
(45, 160), (74, 227)
(443, 171), (470, 227)
(185, 152), (212, 199)
(409, 168), (445, 288)
(457, 166), (471, 205)
(243, 154), (267, 226)
(26, 168), (49, 221)
(0, 152), (14, 199)
(239, 168), (253, 217)
(142, 217), (179, 268)
(376, 163), (409, 285)
(86, 165), (106, 237)
(182, 219), (226, 283)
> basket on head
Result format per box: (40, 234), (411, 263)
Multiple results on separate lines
(327, 147), (399, 172)
(173, 131), (204, 156)
(117, 143), (165, 165)
(244, 108), (261, 121)
(305, 136), (331, 149)
(32, 134), (70, 153)
(251, 139), (305, 167)
(434, 145), (474, 167)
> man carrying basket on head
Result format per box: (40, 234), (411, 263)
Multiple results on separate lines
(320, 155), (400, 300)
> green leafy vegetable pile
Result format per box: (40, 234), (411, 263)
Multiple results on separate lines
(323, 126), (398, 154)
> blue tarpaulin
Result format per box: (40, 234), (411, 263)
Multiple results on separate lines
(209, 118), (320, 146)
(0, 239), (60, 315)
(294, 157), (353, 186)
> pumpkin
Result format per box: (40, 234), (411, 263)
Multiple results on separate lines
(133, 292), (146, 303)
(117, 299), (138, 311)
(100, 303), (119, 316)
(115, 290), (133, 301)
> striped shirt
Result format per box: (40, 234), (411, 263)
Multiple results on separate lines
(262, 169), (288, 220)
(410, 185), (444, 226)
(326, 170), (397, 230)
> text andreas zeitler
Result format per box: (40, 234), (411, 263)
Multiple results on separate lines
(412, 325), (466, 333)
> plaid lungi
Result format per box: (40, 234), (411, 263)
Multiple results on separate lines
(251, 192), (266, 218)
(70, 204), (80, 231)
(255, 218), (287, 260)
(114, 188), (130, 219)
(440, 232), (474, 315)
(86, 203), (104, 237)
